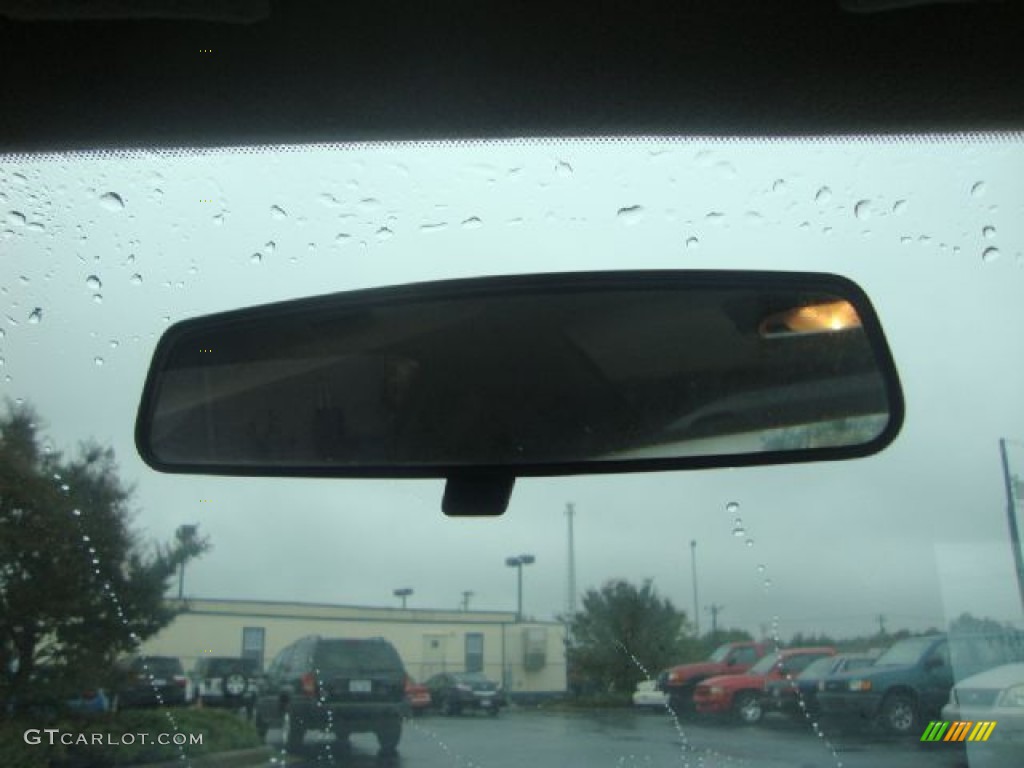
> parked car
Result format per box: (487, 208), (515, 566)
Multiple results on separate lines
(818, 632), (1024, 736)
(659, 642), (768, 712)
(632, 678), (669, 711)
(253, 636), (407, 756)
(405, 676), (432, 715)
(112, 656), (188, 710)
(693, 647), (836, 724)
(191, 656), (262, 717)
(765, 653), (876, 718)
(425, 671), (504, 716)
(942, 662), (1024, 734)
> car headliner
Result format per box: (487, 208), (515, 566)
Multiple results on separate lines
(1, 0), (1023, 153)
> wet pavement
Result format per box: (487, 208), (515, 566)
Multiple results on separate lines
(244, 708), (1016, 768)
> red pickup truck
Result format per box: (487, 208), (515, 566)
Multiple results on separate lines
(658, 641), (767, 711)
(694, 646), (837, 724)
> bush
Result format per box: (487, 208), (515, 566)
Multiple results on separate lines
(1, 707), (263, 767)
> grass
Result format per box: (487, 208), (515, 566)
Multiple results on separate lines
(1, 707), (263, 767)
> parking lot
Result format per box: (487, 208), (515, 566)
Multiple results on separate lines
(257, 708), (1015, 768)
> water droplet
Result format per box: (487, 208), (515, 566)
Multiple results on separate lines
(85, 275), (102, 290)
(892, 199), (907, 214)
(757, 564), (766, 574)
(270, 204), (288, 220)
(705, 211), (725, 224)
(814, 186), (832, 204)
(420, 222), (448, 234)
(375, 227), (394, 241)
(617, 205), (644, 225)
(556, 161), (573, 177)
(744, 211), (764, 223)
(188, 264), (199, 275)
(26, 222), (44, 233)
(853, 200), (871, 220)
(109, 339), (119, 349)
(60, 483), (70, 492)
(982, 247), (1001, 263)
(94, 357), (104, 366)
(461, 216), (483, 229)
(28, 307), (42, 324)
(129, 273), (143, 286)
(983, 226), (996, 239)
(263, 240), (276, 255)
(763, 578), (773, 588)
(7, 211), (27, 226)
(771, 179), (786, 193)
(99, 192), (125, 211)
(92, 293), (103, 304)
(970, 181), (986, 198)
(685, 236), (699, 250)
(745, 538), (754, 547)
(250, 252), (263, 264)
(72, 508), (81, 517)
(726, 501), (740, 514)
(213, 213), (224, 225)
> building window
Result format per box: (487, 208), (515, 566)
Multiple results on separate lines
(242, 627), (265, 670)
(465, 632), (484, 673)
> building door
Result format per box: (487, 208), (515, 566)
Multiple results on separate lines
(465, 633), (484, 673)
(421, 634), (447, 680)
(241, 627), (265, 670)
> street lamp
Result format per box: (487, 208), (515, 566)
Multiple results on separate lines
(690, 540), (700, 638)
(176, 524), (198, 600)
(505, 554), (535, 622)
(393, 588), (413, 609)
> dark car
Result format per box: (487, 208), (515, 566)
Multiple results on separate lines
(764, 653), (876, 718)
(818, 632), (1024, 736)
(113, 656), (188, 710)
(191, 656), (262, 716)
(254, 636), (408, 756)
(425, 672), (504, 716)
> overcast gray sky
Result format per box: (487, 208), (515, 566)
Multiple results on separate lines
(2, 138), (1023, 642)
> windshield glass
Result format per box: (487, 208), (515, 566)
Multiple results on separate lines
(708, 645), (732, 663)
(2, 137), (1023, 768)
(797, 657), (835, 680)
(873, 637), (938, 667)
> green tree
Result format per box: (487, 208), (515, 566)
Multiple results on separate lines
(566, 578), (690, 694)
(0, 402), (208, 718)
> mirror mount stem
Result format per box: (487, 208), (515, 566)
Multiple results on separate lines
(443, 473), (515, 516)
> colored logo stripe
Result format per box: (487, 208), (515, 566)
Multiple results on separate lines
(921, 721), (997, 742)
(920, 721), (949, 741)
(968, 721), (997, 742)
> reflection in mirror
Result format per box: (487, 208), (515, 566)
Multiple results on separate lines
(137, 271), (902, 475)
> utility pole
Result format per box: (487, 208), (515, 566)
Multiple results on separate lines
(999, 438), (1024, 615)
(877, 614), (887, 636)
(461, 591), (474, 611)
(690, 540), (700, 638)
(566, 503), (577, 618)
(706, 603), (724, 638)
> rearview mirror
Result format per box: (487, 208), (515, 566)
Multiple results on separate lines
(136, 271), (903, 513)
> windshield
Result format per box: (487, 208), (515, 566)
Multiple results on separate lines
(873, 637), (939, 667)
(2, 138), (1023, 768)
(797, 657), (835, 680)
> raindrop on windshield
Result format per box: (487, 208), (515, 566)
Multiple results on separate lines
(771, 179), (786, 193)
(376, 227), (394, 241)
(265, 240), (277, 254)
(109, 340), (119, 349)
(462, 217), (483, 229)
(970, 181), (986, 198)
(745, 539), (754, 547)
(270, 204), (288, 220)
(732, 519), (746, 537)
(983, 226), (996, 239)
(6, 211), (27, 226)
(213, 213), (224, 225)
(250, 252), (263, 264)
(853, 200), (871, 220)
(814, 186), (832, 204)
(556, 161), (573, 177)
(28, 308), (42, 324)
(757, 564), (766, 574)
(892, 199), (907, 214)
(130, 273), (143, 286)
(99, 192), (125, 211)
(982, 247), (1001, 263)
(94, 357), (104, 367)
(617, 205), (644, 226)
(92, 294), (103, 304)
(685, 237), (699, 250)
(726, 501), (740, 514)
(86, 275), (102, 291)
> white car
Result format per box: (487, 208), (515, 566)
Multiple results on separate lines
(942, 662), (1024, 736)
(632, 679), (668, 711)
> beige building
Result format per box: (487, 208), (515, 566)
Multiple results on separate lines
(141, 598), (567, 700)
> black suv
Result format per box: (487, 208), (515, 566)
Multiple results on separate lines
(113, 656), (188, 710)
(254, 636), (408, 756)
(191, 657), (261, 717)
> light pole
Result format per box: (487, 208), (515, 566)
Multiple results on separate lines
(176, 524), (198, 600)
(393, 588), (413, 609)
(690, 540), (700, 638)
(505, 554), (535, 622)
(461, 591), (474, 611)
(998, 438), (1024, 614)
